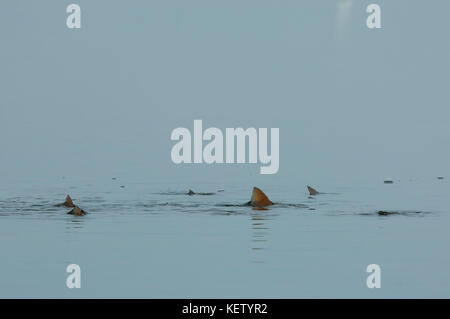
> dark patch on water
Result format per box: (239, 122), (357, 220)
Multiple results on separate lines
(136, 202), (170, 208)
(275, 203), (309, 209)
(154, 191), (189, 195)
(210, 210), (239, 216)
(216, 202), (309, 209)
(378, 210), (431, 217)
(155, 190), (216, 196)
(216, 203), (250, 207)
(359, 210), (432, 217)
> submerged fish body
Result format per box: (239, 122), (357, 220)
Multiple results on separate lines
(378, 210), (400, 216)
(377, 210), (427, 216)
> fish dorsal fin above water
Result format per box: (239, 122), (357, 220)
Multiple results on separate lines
(64, 195), (75, 208)
(307, 186), (318, 196)
(68, 206), (86, 216)
(250, 187), (273, 207)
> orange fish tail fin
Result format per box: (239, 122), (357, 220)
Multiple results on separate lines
(65, 195), (75, 207)
(250, 187), (273, 207)
(307, 186), (318, 196)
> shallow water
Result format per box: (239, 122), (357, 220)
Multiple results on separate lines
(0, 177), (449, 298)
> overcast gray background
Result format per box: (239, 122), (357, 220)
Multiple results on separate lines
(1, 0), (449, 185)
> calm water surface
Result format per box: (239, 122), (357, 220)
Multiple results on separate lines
(0, 177), (449, 298)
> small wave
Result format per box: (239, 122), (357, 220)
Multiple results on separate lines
(153, 191), (190, 196)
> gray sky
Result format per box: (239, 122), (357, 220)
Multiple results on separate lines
(1, 0), (449, 184)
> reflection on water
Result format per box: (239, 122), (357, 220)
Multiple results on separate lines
(0, 180), (448, 298)
(65, 218), (85, 230)
(250, 214), (271, 263)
